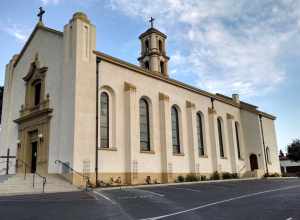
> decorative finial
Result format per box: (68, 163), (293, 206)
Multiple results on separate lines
(37, 7), (45, 23)
(149, 17), (155, 28)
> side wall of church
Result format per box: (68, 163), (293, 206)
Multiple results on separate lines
(96, 59), (281, 184)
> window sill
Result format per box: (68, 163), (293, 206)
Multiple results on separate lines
(220, 156), (227, 159)
(173, 153), (185, 156)
(199, 155), (208, 158)
(99, 147), (117, 151)
(140, 150), (155, 154)
(238, 158), (244, 161)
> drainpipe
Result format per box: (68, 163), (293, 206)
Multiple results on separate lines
(95, 57), (101, 186)
(259, 114), (269, 176)
(210, 97), (215, 110)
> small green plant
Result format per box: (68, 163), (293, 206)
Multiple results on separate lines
(211, 171), (220, 180)
(177, 175), (185, 182)
(264, 172), (281, 178)
(200, 175), (207, 181)
(231, 173), (238, 179)
(222, 172), (232, 179)
(185, 174), (199, 182)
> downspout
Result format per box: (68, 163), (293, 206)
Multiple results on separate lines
(95, 57), (101, 186)
(259, 114), (269, 175)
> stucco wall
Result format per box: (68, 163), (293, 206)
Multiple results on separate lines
(0, 28), (64, 174)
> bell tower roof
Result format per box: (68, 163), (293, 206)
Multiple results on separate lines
(139, 27), (167, 39)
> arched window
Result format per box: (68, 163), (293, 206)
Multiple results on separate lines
(159, 40), (163, 52)
(217, 118), (224, 158)
(266, 147), (271, 164)
(145, 39), (149, 51)
(160, 61), (165, 74)
(100, 92), (109, 148)
(140, 98), (150, 151)
(34, 82), (41, 106)
(197, 112), (205, 156)
(145, 61), (150, 70)
(171, 106), (180, 154)
(235, 122), (241, 159)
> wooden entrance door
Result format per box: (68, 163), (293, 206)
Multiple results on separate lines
(31, 141), (38, 173)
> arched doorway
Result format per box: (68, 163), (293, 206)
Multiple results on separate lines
(249, 154), (258, 171)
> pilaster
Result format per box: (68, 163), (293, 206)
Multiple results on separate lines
(226, 114), (238, 173)
(208, 107), (219, 172)
(159, 92), (172, 183)
(124, 82), (138, 184)
(186, 101), (197, 174)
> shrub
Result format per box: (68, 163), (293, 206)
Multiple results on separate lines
(145, 176), (152, 184)
(211, 171), (220, 180)
(222, 172), (232, 179)
(264, 173), (281, 178)
(200, 175), (207, 181)
(185, 174), (200, 182)
(177, 175), (185, 182)
(231, 173), (239, 179)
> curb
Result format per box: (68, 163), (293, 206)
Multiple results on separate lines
(97, 177), (299, 191)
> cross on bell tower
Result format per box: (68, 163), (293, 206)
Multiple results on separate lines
(37, 7), (45, 24)
(149, 17), (155, 28)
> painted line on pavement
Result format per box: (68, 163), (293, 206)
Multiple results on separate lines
(172, 187), (202, 193)
(93, 190), (116, 204)
(140, 184), (300, 220)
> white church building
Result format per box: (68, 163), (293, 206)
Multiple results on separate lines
(0, 12), (281, 186)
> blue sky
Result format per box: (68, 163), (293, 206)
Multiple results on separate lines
(0, 0), (299, 152)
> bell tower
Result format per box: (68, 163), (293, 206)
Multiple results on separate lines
(138, 17), (169, 77)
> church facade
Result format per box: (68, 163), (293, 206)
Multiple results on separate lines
(0, 12), (281, 186)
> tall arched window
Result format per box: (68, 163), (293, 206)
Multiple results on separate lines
(34, 82), (41, 106)
(217, 118), (224, 158)
(145, 39), (149, 51)
(160, 61), (165, 74)
(140, 98), (150, 151)
(266, 147), (271, 164)
(235, 122), (241, 159)
(171, 106), (180, 154)
(197, 112), (205, 156)
(159, 40), (163, 52)
(145, 61), (150, 70)
(100, 92), (109, 148)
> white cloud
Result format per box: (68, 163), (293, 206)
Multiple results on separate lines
(41, 0), (61, 5)
(0, 23), (30, 43)
(108, 0), (300, 97)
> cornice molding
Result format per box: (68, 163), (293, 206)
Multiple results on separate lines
(186, 101), (195, 109)
(159, 92), (169, 101)
(124, 82), (136, 92)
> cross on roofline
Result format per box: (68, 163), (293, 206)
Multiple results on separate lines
(149, 17), (155, 28)
(37, 7), (45, 23)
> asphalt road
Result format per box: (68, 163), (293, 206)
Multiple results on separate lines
(0, 179), (299, 220)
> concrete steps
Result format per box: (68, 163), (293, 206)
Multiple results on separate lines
(0, 174), (80, 196)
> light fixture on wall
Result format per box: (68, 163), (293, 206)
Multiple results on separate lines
(38, 133), (44, 143)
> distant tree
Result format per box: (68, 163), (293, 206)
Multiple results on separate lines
(287, 139), (300, 162)
(279, 150), (284, 157)
(279, 150), (285, 160)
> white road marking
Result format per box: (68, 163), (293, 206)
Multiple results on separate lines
(137, 189), (165, 197)
(286, 218), (293, 220)
(173, 187), (202, 193)
(140, 184), (300, 220)
(93, 190), (116, 204)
